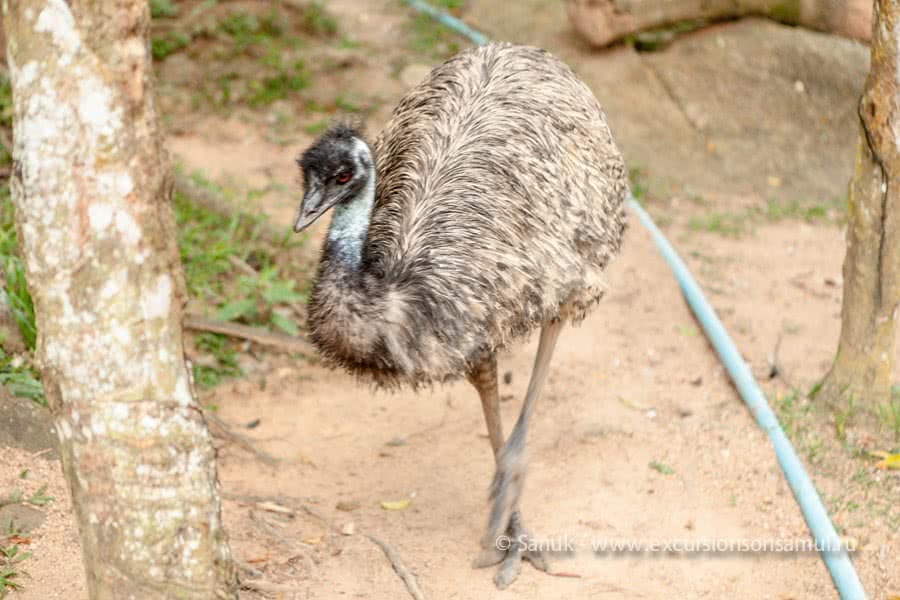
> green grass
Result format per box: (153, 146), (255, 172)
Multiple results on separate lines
(192, 332), (241, 389)
(0, 74), (12, 131)
(433, 0), (466, 9)
(150, 5), (315, 108)
(174, 171), (309, 387)
(0, 485), (54, 509)
(408, 12), (463, 58)
(247, 58), (309, 107)
(301, 1), (338, 37)
(0, 542), (29, 598)
(151, 31), (192, 60)
(877, 385), (900, 438)
(0, 123), (45, 405)
(688, 197), (842, 236)
(649, 461), (674, 475)
(304, 117), (330, 135)
(0, 166), (310, 398)
(150, 0), (178, 19)
(628, 166), (647, 200)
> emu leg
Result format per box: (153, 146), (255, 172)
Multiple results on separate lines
(468, 320), (564, 588)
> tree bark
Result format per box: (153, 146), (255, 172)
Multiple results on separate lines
(566, 0), (872, 48)
(2, 0), (238, 597)
(819, 0), (899, 413)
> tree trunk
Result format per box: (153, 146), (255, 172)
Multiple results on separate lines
(2, 0), (238, 597)
(566, 0), (872, 48)
(818, 0), (899, 414)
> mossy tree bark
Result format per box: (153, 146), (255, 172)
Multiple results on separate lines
(566, 0), (872, 48)
(819, 0), (899, 415)
(2, 0), (238, 597)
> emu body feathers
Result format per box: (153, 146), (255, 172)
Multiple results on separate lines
(305, 42), (628, 388)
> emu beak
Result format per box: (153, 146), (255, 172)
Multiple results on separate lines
(294, 188), (327, 233)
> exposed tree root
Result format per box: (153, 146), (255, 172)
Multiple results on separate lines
(185, 315), (314, 355)
(203, 410), (281, 467)
(565, 0), (872, 49)
(366, 534), (428, 600)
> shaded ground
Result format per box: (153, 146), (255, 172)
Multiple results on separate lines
(3, 1), (898, 599)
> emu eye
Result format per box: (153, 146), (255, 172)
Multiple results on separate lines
(335, 172), (352, 184)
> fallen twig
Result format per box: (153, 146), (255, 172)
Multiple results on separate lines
(366, 534), (427, 600)
(256, 500), (296, 517)
(239, 579), (304, 594)
(235, 559), (264, 578)
(228, 254), (259, 277)
(222, 491), (313, 506)
(249, 510), (314, 552)
(204, 410), (281, 466)
(185, 314), (314, 355)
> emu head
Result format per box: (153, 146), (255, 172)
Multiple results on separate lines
(294, 124), (372, 232)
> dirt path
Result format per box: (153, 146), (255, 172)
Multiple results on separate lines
(212, 220), (836, 599)
(5, 1), (898, 598)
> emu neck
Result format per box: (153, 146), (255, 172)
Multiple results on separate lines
(327, 157), (375, 268)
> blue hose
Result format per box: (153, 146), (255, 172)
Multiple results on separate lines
(628, 199), (866, 600)
(402, 2), (868, 598)
(403, 0), (490, 46)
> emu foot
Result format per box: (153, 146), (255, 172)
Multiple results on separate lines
(482, 442), (526, 548)
(473, 511), (550, 589)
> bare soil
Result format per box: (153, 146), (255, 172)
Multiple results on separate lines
(4, 1), (899, 599)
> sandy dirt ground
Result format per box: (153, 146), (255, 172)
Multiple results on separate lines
(2, 0), (899, 599)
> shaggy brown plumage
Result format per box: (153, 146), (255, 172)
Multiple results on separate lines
(294, 41), (628, 589)
(300, 42), (628, 388)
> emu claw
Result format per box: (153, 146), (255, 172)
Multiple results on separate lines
(474, 511), (550, 589)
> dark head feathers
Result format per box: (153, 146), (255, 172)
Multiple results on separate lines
(297, 121), (366, 174)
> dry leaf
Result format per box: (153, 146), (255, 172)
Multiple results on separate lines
(6, 536), (31, 545)
(336, 500), (361, 512)
(256, 501), (295, 516)
(380, 499), (411, 510)
(871, 451), (900, 470)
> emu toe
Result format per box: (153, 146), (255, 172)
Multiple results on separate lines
(473, 511), (550, 589)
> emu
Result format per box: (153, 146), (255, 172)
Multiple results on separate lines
(294, 42), (627, 588)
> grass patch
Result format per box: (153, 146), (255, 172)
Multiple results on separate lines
(301, 1), (338, 37)
(649, 461), (674, 475)
(0, 166), (310, 398)
(407, 11), (463, 59)
(688, 211), (749, 236)
(688, 197), (843, 237)
(0, 485), (54, 509)
(0, 137), (45, 405)
(248, 58), (309, 107)
(629, 166), (647, 200)
(192, 332), (241, 389)
(150, 0), (178, 19)
(877, 385), (900, 438)
(152, 31), (192, 60)
(150, 3), (328, 109)
(0, 74), (12, 130)
(174, 170), (309, 388)
(0, 541), (29, 598)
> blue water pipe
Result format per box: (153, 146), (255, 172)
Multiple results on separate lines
(401, 2), (867, 598)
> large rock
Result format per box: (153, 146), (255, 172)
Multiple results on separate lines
(0, 390), (58, 458)
(469, 2), (869, 205)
